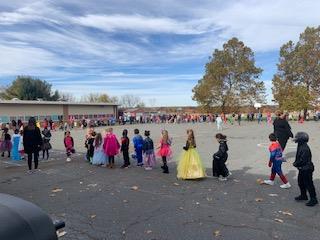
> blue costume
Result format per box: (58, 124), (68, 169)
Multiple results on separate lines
(269, 142), (284, 175)
(267, 141), (288, 184)
(133, 135), (144, 166)
(11, 134), (21, 161)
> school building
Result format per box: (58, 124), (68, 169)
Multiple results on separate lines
(0, 100), (118, 123)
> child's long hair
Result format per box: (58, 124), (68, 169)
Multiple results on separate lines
(215, 133), (227, 141)
(95, 133), (103, 147)
(161, 130), (169, 143)
(122, 129), (128, 137)
(187, 129), (196, 147)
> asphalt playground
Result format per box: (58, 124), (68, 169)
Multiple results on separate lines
(1, 121), (320, 240)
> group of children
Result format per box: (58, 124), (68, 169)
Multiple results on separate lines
(82, 127), (172, 173)
(3, 121), (317, 207)
(80, 126), (318, 207)
(80, 126), (229, 180)
(0, 127), (53, 161)
(262, 131), (318, 206)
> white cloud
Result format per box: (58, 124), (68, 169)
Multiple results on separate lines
(209, 0), (320, 51)
(72, 14), (216, 35)
(1, 0), (320, 106)
(0, 1), (65, 25)
(0, 44), (66, 76)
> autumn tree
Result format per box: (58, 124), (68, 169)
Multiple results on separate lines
(81, 93), (112, 103)
(0, 76), (60, 101)
(272, 26), (320, 113)
(119, 94), (145, 108)
(192, 38), (265, 112)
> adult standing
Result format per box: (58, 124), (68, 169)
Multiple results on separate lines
(237, 113), (242, 126)
(273, 111), (293, 150)
(23, 117), (42, 173)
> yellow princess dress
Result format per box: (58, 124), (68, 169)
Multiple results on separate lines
(177, 142), (206, 179)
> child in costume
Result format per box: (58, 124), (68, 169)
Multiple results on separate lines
(212, 133), (230, 181)
(293, 132), (318, 206)
(11, 129), (21, 161)
(133, 129), (144, 167)
(120, 129), (130, 168)
(103, 128), (120, 168)
(177, 129), (206, 179)
(157, 130), (172, 174)
(143, 130), (156, 170)
(64, 131), (75, 162)
(85, 130), (96, 163)
(263, 133), (291, 188)
(41, 127), (52, 160)
(18, 130), (25, 160)
(267, 112), (272, 125)
(92, 133), (107, 166)
(1, 128), (11, 158)
(216, 115), (222, 131)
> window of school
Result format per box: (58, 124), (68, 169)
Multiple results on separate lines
(0, 116), (9, 123)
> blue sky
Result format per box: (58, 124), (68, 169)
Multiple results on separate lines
(0, 0), (320, 106)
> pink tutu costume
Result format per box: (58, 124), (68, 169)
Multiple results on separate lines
(157, 139), (172, 158)
(103, 133), (120, 156)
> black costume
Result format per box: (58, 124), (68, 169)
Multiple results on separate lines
(85, 135), (95, 162)
(273, 117), (293, 150)
(41, 128), (52, 159)
(212, 140), (229, 177)
(121, 136), (130, 167)
(293, 132), (318, 206)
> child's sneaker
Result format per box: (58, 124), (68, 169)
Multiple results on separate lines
(219, 176), (227, 181)
(263, 180), (274, 185)
(66, 157), (71, 162)
(145, 167), (152, 170)
(280, 182), (291, 189)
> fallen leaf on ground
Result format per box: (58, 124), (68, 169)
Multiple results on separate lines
(279, 211), (293, 216)
(52, 188), (63, 193)
(214, 230), (221, 237)
(131, 186), (139, 191)
(255, 198), (264, 202)
(57, 231), (67, 237)
(274, 218), (284, 223)
(173, 182), (180, 186)
(87, 184), (97, 187)
(256, 179), (264, 185)
(268, 194), (278, 197)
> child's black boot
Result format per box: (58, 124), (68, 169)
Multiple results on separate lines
(295, 195), (308, 201)
(306, 198), (318, 207)
(163, 165), (169, 174)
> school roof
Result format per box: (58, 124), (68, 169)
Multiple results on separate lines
(0, 100), (118, 106)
